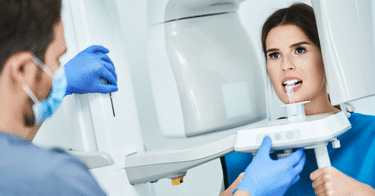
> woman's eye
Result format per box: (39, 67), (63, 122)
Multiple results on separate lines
(269, 52), (281, 59)
(294, 47), (306, 54)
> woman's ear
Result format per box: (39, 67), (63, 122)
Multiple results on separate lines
(6, 52), (34, 85)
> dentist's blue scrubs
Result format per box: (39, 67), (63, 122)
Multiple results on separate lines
(0, 131), (106, 195)
(223, 112), (375, 195)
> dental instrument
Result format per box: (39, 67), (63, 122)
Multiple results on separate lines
(100, 78), (116, 117)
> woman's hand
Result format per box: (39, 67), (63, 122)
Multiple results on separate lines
(310, 166), (375, 196)
(221, 173), (252, 196)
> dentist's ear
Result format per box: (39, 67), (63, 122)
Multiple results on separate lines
(7, 52), (35, 85)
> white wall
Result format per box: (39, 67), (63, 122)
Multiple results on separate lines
(350, 97), (375, 116)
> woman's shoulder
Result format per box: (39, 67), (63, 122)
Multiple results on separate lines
(348, 112), (375, 129)
(349, 112), (375, 120)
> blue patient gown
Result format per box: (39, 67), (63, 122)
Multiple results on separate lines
(223, 112), (375, 195)
(0, 132), (106, 195)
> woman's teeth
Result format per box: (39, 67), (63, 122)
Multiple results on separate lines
(283, 79), (302, 87)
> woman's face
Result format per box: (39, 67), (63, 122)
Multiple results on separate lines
(265, 24), (327, 104)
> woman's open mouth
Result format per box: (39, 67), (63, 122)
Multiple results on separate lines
(282, 77), (303, 92)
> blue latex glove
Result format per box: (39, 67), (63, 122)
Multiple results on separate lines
(234, 136), (306, 196)
(64, 45), (118, 96)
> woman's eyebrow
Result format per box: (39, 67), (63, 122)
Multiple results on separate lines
(266, 41), (310, 54)
(290, 41), (310, 48)
(266, 48), (279, 54)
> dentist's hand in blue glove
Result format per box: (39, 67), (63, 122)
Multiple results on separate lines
(64, 45), (118, 96)
(233, 136), (306, 196)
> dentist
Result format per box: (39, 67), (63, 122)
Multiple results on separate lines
(0, 0), (116, 195)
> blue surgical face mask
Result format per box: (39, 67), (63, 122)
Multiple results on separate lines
(22, 56), (67, 125)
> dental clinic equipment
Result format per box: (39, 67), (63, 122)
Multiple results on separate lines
(58, 0), (375, 194)
(100, 78), (116, 117)
(285, 84), (308, 123)
(109, 93), (115, 117)
(147, 0), (267, 138)
(235, 83), (349, 169)
(124, 0), (375, 186)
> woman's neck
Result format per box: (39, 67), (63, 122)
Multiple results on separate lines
(303, 92), (340, 116)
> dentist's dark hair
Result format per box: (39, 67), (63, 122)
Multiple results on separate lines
(261, 3), (321, 60)
(0, 0), (62, 73)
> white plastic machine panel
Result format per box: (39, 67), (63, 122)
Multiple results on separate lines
(148, 11), (267, 137)
(148, 0), (244, 25)
(235, 112), (351, 153)
(311, 0), (375, 105)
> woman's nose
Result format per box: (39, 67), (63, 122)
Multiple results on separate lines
(282, 56), (296, 71)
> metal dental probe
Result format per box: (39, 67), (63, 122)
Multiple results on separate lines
(100, 78), (115, 117)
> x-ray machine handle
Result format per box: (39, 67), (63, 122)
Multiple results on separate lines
(314, 144), (331, 168)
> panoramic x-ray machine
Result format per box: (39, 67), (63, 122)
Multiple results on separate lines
(56, 0), (375, 195)
(125, 0), (375, 185)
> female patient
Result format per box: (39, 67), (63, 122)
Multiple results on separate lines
(222, 3), (375, 196)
